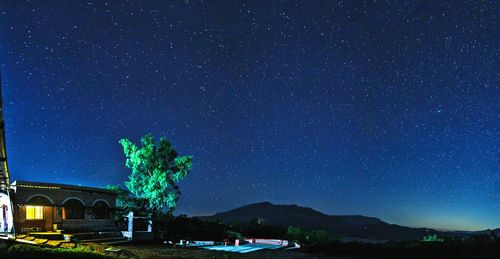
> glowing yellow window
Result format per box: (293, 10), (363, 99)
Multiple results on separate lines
(26, 205), (44, 220)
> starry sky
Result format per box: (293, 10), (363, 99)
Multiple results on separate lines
(0, 1), (497, 231)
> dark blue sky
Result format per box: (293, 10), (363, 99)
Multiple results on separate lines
(0, 1), (497, 231)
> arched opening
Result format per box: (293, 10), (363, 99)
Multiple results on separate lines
(92, 200), (110, 219)
(26, 195), (53, 206)
(25, 195), (53, 220)
(63, 199), (85, 219)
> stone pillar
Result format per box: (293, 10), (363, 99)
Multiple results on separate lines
(147, 219), (152, 232)
(126, 211), (134, 240)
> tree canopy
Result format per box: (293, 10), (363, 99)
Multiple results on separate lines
(119, 134), (192, 214)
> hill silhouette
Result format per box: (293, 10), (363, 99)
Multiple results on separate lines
(200, 202), (454, 240)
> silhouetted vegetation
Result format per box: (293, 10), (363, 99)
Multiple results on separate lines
(287, 226), (337, 246)
(300, 233), (500, 259)
(156, 215), (289, 242)
(157, 214), (240, 241)
(232, 217), (288, 239)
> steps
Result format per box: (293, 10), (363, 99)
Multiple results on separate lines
(101, 238), (131, 245)
(29, 232), (64, 240)
(72, 231), (130, 245)
(16, 231), (130, 246)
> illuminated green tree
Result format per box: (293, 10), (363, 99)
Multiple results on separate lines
(422, 234), (443, 242)
(119, 134), (193, 214)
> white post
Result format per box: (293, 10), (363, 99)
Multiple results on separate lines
(127, 211), (134, 240)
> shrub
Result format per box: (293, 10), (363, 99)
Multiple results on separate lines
(7, 244), (110, 259)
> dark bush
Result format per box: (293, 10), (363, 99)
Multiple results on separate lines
(158, 214), (238, 241)
(6, 244), (110, 259)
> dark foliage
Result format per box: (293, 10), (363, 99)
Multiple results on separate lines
(232, 217), (288, 239)
(106, 185), (150, 231)
(157, 214), (240, 241)
(286, 226), (337, 246)
(4, 244), (110, 259)
(302, 234), (500, 259)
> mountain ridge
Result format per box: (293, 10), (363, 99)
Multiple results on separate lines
(199, 202), (490, 240)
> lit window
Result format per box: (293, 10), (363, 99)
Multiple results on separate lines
(26, 205), (44, 220)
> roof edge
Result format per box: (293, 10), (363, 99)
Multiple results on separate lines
(12, 180), (117, 194)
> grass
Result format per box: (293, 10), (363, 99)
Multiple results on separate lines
(3, 244), (116, 259)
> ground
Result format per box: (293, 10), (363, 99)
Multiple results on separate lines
(0, 241), (334, 259)
(115, 245), (326, 259)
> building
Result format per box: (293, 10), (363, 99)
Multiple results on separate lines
(10, 181), (118, 233)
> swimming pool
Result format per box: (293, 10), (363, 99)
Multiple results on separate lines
(201, 243), (284, 253)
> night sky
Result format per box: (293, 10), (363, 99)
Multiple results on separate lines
(0, 1), (497, 231)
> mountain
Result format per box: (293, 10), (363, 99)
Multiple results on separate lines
(466, 228), (500, 236)
(199, 202), (441, 240)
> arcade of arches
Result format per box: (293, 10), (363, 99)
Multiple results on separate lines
(11, 181), (117, 233)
